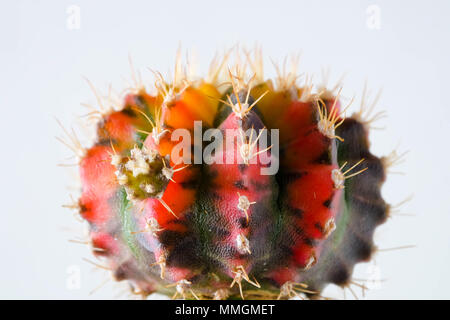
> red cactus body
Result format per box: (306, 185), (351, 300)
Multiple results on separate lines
(71, 51), (389, 299)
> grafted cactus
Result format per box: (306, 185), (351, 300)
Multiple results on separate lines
(67, 49), (392, 299)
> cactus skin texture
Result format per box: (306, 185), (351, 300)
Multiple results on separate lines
(74, 50), (390, 300)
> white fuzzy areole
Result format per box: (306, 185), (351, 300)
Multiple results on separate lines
(331, 168), (345, 189)
(237, 195), (251, 211)
(236, 233), (251, 254)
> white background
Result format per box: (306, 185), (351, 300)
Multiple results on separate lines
(1, 0), (449, 299)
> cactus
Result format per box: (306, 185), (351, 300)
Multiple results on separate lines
(67, 49), (392, 300)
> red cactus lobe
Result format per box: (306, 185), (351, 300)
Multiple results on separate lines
(90, 231), (120, 257)
(100, 112), (135, 145)
(205, 109), (276, 276)
(78, 145), (117, 226)
(163, 100), (198, 130)
(180, 87), (218, 127)
(273, 100), (314, 145)
(79, 193), (110, 225)
(79, 145), (116, 195)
